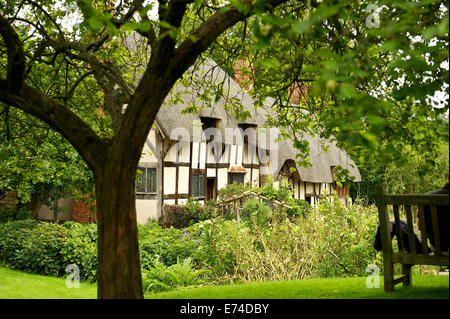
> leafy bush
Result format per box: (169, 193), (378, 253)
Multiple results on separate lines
(311, 192), (381, 277)
(217, 182), (250, 200)
(139, 221), (202, 269)
(142, 255), (206, 293)
(241, 199), (271, 227)
(0, 219), (38, 263)
(1, 219), (205, 283)
(11, 222), (68, 277)
(158, 204), (190, 229)
(159, 198), (216, 229)
(0, 206), (34, 223)
(193, 195), (381, 283)
(61, 221), (98, 282)
(0, 220), (97, 281)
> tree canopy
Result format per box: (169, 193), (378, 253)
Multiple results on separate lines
(0, 0), (448, 298)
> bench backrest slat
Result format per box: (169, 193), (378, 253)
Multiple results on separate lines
(384, 195), (448, 206)
(392, 205), (405, 253)
(404, 205), (417, 255)
(417, 206), (429, 256)
(430, 205), (441, 255)
(376, 185), (449, 260)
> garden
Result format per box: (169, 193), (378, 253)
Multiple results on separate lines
(1, 179), (447, 299)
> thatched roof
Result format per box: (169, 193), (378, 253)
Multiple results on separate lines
(155, 59), (361, 183)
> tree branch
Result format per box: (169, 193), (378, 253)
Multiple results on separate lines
(172, 0), (289, 77)
(0, 15), (26, 92)
(0, 79), (109, 172)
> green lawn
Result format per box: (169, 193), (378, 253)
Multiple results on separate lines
(0, 266), (448, 299)
(0, 267), (97, 299)
(148, 275), (449, 299)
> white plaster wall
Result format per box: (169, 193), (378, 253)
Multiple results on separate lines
(207, 168), (216, 177)
(139, 129), (157, 162)
(136, 199), (158, 224)
(164, 140), (190, 163)
(329, 183), (335, 193)
(164, 143), (176, 162)
(229, 144), (237, 166)
(179, 141), (190, 162)
(236, 144), (243, 166)
(199, 142), (206, 169)
(164, 167), (176, 194)
(244, 171), (251, 185)
(299, 182), (305, 200)
(178, 166), (190, 194)
(221, 145), (230, 164)
(306, 182), (314, 194)
(252, 168), (259, 187)
(217, 168), (228, 191)
(253, 147), (259, 164)
(192, 142), (199, 169)
(207, 144), (219, 163)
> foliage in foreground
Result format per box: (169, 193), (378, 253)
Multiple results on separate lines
(4, 192), (440, 292)
(197, 193), (381, 283)
(0, 220), (97, 281)
(0, 206), (34, 223)
(141, 256), (207, 293)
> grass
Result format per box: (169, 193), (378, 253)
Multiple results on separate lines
(147, 276), (449, 299)
(0, 266), (447, 299)
(0, 267), (97, 299)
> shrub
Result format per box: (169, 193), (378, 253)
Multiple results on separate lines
(139, 221), (202, 269)
(241, 199), (271, 227)
(0, 206), (34, 224)
(0, 219), (38, 263)
(0, 220), (97, 281)
(11, 222), (68, 277)
(192, 195), (381, 283)
(311, 192), (381, 277)
(159, 198), (215, 229)
(217, 182), (250, 201)
(61, 221), (98, 282)
(142, 255), (206, 293)
(159, 204), (190, 229)
(141, 256), (173, 293)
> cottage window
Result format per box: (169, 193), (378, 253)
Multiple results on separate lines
(237, 123), (257, 144)
(191, 174), (205, 198)
(228, 173), (245, 185)
(136, 167), (157, 193)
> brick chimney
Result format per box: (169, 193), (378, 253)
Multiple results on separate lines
(288, 83), (308, 105)
(234, 58), (255, 91)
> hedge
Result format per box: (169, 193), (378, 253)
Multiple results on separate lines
(159, 199), (215, 229)
(0, 219), (202, 282)
(0, 220), (97, 281)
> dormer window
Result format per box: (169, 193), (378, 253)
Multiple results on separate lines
(200, 117), (221, 130)
(201, 117), (221, 142)
(238, 123), (257, 144)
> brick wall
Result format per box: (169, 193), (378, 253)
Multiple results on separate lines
(288, 83), (308, 105)
(72, 198), (96, 224)
(234, 58), (254, 91)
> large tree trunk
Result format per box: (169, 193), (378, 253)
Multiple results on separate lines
(94, 155), (143, 299)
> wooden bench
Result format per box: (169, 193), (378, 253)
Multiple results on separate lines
(375, 185), (449, 291)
